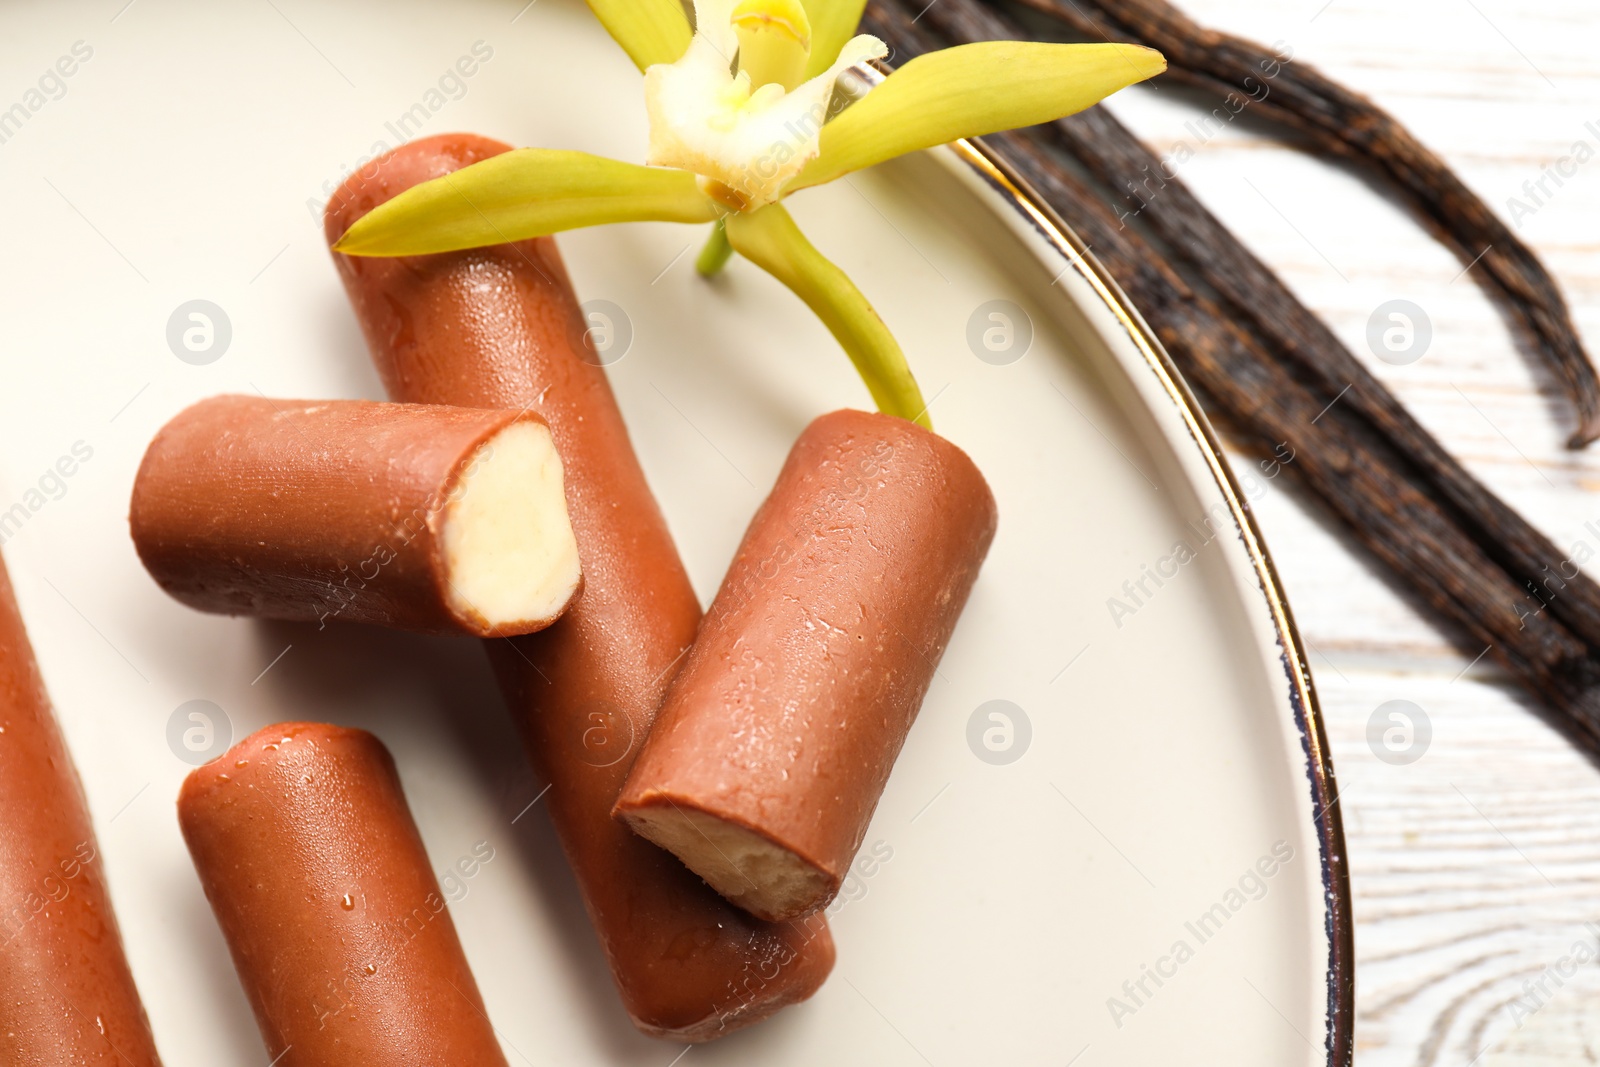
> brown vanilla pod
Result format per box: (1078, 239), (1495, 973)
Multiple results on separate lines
(999, 0), (1600, 448)
(864, 0), (1600, 765)
(890, 0), (1600, 667)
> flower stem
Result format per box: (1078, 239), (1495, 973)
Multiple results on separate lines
(725, 204), (930, 428)
(695, 220), (735, 277)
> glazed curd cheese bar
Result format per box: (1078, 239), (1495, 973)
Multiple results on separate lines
(325, 133), (834, 1040)
(0, 552), (164, 1066)
(618, 409), (997, 922)
(131, 394), (580, 637)
(178, 722), (509, 1067)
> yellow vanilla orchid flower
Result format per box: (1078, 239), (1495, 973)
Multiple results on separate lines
(333, 0), (1164, 427)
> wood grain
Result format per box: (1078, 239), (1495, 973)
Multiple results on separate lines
(1105, 0), (1600, 1062)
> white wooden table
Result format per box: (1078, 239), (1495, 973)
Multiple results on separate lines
(1105, 1), (1600, 1062)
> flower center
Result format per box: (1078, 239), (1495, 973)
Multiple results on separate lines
(731, 0), (811, 93)
(643, 0), (886, 210)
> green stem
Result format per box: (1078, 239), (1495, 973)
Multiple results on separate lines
(695, 220), (735, 277)
(725, 205), (931, 428)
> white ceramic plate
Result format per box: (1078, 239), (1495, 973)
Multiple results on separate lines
(0, 2), (1350, 1063)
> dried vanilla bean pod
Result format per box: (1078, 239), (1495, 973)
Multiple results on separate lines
(1000, 0), (1600, 447)
(862, 0), (1600, 753)
(999, 123), (1600, 748)
(901, 0), (1600, 672)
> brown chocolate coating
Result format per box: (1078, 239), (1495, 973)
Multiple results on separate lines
(326, 133), (834, 1040)
(0, 554), (163, 1067)
(618, 410), (998, 920)
(177, 722), (508, 1067)
(130, 395), (575, 637)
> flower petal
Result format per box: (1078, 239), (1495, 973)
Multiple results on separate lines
(787, 41), (1166, 193)
(799, 0), (868, 78)
(584, 0), (693, 70)
(725, 203), (929, 427)
(333, 149), (720, 257)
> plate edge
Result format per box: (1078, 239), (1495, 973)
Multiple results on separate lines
(938, 131), (1356, 1067)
